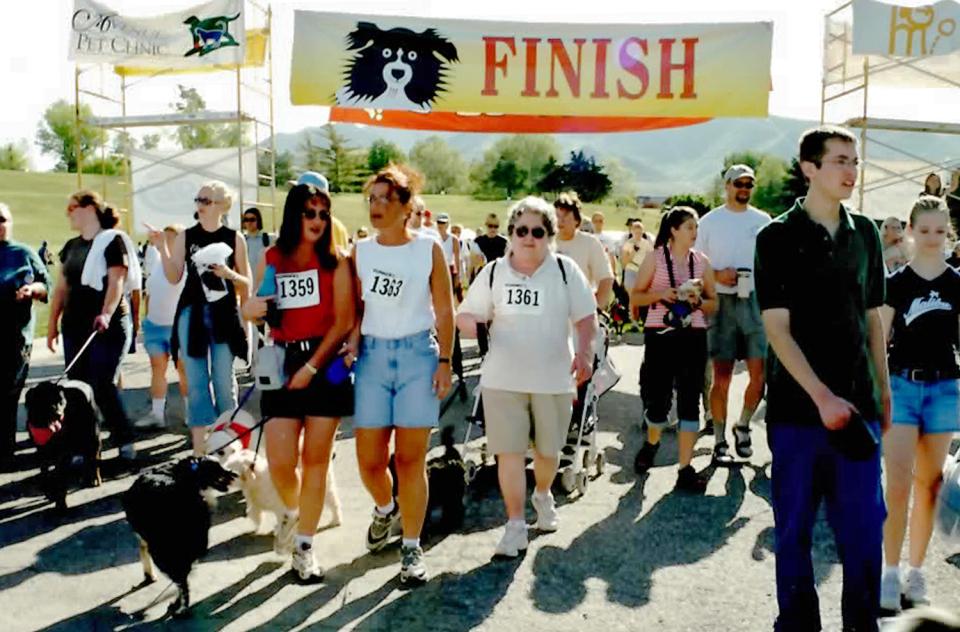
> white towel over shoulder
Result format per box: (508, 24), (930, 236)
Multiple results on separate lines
(80, 229), (143, 294)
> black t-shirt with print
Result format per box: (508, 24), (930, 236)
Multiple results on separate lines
(58, 235), (129, 336)
(885, 265), (960, 372)
(474, 234), (508, 262)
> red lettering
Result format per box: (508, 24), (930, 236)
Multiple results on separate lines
(617, 37), (649, 99)
(546, 38), (585, 98)
(657, 37), (698, 99)
(521, 38), (541, 97)
(591, 38), (611, 99)
(481, 36), (516, 96)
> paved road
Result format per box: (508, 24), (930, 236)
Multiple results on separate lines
(0, 337), (958, 631)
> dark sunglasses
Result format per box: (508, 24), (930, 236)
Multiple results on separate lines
(0, 216), (7, 224)
(486, 224), (500, 229)
(732, 181), (754, 190)
(242, 216), (258, 223)
(513, 225), (546, 239)
(303, 209), (330, 221)
(194, 196), (213, 205)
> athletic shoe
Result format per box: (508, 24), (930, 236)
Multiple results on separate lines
(904, 567), (929, 606)
(675, 465), (708, 493)
(366, 505), (400, 552)
(633, 441), (660, 473)
(712, 440), (734, 465)
(134, 412), (165, 430)
(879, 567), (902, 612)
(494, 522), (528, 558)
(292, 543), (324, 583)
(274, 512), (298, 555)
(531, 491), (559, 532)
(119, 443), (137, 461)
(733, 425), (753, 459)
(399, 545), (427, 585)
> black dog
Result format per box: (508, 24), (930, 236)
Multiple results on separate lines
(122, 457), (236, 618)
(335, 21), (459, 112)
(24, 380), (102, 511)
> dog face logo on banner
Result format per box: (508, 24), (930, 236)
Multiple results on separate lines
(184, 12), (241, 57)
(334, 21), (459, 113)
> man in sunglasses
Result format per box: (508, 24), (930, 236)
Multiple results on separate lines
(695, 164), (771, 464)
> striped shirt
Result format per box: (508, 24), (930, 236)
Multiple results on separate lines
(645, 246), (708, 329)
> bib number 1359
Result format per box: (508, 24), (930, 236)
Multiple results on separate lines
(276, 270), (320, 309)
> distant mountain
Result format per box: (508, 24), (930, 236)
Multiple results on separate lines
(271, 115), (959, 198)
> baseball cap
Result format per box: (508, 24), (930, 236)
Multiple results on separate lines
(436, 212), (450, 224)
(724, 164), (756, 182)
(294, 171), (329, 191)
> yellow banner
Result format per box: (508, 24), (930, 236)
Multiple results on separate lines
(290, 12), (772, 118)
(114, 28), (267, 77)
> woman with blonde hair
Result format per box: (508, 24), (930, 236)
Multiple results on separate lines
(148, 181), (251, 455)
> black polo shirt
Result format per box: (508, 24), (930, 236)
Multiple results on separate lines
(754, 198), (886, 426)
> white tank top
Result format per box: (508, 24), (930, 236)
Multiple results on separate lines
(356, 234), (436, 339)
(439, 233), (455, 266)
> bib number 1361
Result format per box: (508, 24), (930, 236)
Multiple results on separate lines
(506, 287), (540, 306)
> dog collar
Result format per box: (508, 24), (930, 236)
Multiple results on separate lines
(29, 420), (61, 447)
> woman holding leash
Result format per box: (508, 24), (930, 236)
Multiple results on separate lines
(457, 196), (597, 557)
(48, 191), (139, 461)
(631, 206), (718, 492)
(241, 183), (355, 583)
(348, 164), (454, 585)
(879, 195), (960, 612)
(147, 181), (251, 456)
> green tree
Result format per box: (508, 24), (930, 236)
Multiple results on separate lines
(258, 148), (295, 188)
(662, 193), (712, 217)
(0, 141), (30, 171)
(302, 125), (365, 193)
(36, 100), (106, 172)
(711, 151), (791, 216)
(538, 150), (612, 203)
(488, 157), (525, 198)
(171, 85), (246, 149)
(775, 158), (808, 216)
(473, 134), (561, 197)
(367, 139), (406, 174)
(409, 136), (468, 194)
(140, 133), (161, 151)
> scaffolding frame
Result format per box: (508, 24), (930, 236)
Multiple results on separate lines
(74, 0), (277, 233)
(821, 1), (960, 215)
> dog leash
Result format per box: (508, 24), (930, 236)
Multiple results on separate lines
(55, 330), (99, 384)
(205, 384), (272, 456)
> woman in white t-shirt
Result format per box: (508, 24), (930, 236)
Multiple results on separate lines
(137, 225), (188, 429)
(457, 196), (597, 558)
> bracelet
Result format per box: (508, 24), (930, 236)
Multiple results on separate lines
(438, 357), (450, 364)
(303, 362), (318, 375)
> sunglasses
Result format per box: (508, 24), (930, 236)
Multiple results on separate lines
(194, 196), (214, 206)
(303, 209), (330, 221)
(0, 216), (7, 224)
(242, 216), (257, 223)
(486, 224), (499, 229)
(513, 225), (547, 239)
(731, 181), (754, 190)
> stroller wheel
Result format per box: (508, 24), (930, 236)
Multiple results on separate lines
(560, 468), (577, 494)
(595, 453), (605, 478)
(576, 471), (589, 495)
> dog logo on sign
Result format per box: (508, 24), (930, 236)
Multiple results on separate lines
(184, 13), (241, 57)
(887, 5), (957, 55)
(335, 22), (459, 113)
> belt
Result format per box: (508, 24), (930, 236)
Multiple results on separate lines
(893, 367), (960, 383)
(278, 337), (323, 353)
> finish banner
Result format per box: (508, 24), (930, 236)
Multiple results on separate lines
(69, 0), (245, 67)
(853, 0), (960, 56)
(291, 11), (772, 119)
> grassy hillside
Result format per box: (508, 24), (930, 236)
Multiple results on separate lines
(1, 169), (661, 338)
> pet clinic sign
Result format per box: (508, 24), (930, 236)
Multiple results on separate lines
(290, 12), (772, 118)
(68, 0), (245, 66)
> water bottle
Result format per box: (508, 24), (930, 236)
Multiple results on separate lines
(258, 264), (280, 327)
(325, 355), (353, 385)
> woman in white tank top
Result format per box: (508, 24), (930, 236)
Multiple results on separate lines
(346, 164), (455, 585)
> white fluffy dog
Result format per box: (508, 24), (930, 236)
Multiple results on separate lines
(222, 449), (342, 541)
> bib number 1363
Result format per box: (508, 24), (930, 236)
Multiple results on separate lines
(276, 270), (320, 310)
(367, 269), (405, 303)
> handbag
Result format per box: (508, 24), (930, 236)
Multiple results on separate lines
(255, 344), (286, 391)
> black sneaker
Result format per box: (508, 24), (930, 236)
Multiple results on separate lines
(633, 442), (660, 473)
(676, 466), (708, 493)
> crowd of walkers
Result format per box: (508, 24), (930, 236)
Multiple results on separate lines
(1, 124), (959, 628)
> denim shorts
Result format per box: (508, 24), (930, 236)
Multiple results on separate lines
(707, 293), (767, 361)
(891, 374), (960, 434)
(353, 330), (440, 429)
(142, 319), (173, 357)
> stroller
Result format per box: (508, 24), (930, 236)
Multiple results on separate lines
(462, 311), (621, 496)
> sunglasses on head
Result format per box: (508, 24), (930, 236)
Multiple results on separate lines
(194, 196), (213, 206)
(303, 209), (330, 221)
(513, 225), (546, 239)
(731, 181), (754, 190)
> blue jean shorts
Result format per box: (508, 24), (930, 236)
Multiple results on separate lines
(353, 330), (440, 429)
(142, 318), (174, 357)
(891, 374), (960, 434)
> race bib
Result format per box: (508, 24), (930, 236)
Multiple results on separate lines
(276, 270), (320, 310)
(366, 268), (405, 304)
(498, 282), (545, 316)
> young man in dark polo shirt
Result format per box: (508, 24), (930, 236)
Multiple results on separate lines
(755, 126), (891, 632)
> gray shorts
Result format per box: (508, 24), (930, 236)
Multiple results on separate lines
(708, 293), (767, 361)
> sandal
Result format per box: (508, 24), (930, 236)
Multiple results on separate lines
(712, 440), (734, 465)
(733, 426), (753, 459)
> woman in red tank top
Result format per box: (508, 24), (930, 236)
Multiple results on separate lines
(241, 183), (355, 582)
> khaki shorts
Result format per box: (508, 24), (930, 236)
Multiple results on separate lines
(482, 389), (573, 456)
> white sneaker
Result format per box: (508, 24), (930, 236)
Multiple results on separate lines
(134, 412), (165, 430)
(879, 567), (901, 612)
(274, 512), (298, 555)
(904, 567), (929, 606)
(494, 522), (528, 558)
(292, 543), (324, 583)
(531, 491), (559, 532)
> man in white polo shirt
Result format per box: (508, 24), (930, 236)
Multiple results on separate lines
(696, 164), (772, 462)
(554, 192), (614, 309)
